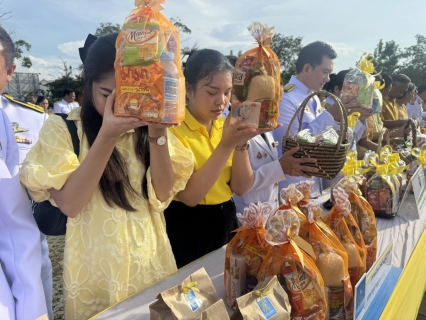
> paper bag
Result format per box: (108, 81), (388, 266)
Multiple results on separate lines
(149, 268), (219, 319)
(230, 276), (291, 320)
(195, 300), (230, 320)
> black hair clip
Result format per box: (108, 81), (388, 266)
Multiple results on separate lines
(79, 34), (98, 65)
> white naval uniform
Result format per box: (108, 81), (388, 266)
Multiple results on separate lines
(406, 95), (423, 121)
(0, 108), (48, 319)
(1, 95), (53, 319)
(53, 99), (79, 114)
(272, 76), (365, 198)
(232, 133), (286, 215)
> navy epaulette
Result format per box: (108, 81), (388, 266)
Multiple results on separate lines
(3, 94), (45, 113)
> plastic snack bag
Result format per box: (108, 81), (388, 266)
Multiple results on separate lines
(323, 188), (367, 289)
(278, 186), (308, 239)
(304, 202), (353, 320)
(225, 202), (275, 307)
(114, 0), (185, 123)
(259, 209), (327, 320)
(231, 22), (281, 129)
(341, 53), (376, 110)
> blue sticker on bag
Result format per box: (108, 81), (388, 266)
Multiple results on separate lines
(256, 296), (278, 319)
(184, 290), (202, 312)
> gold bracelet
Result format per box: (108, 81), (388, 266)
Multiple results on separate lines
(235, 142), (250, 152)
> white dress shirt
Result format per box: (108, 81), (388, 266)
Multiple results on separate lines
(0, 109), (48, 320)
(406, 95), (423, 121)
(53, 98), (79, 114)
(233, 133), (286, 215)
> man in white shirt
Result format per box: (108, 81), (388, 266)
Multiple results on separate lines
(53, 88), (79, 114)
(406, 86), (422, 121)
(272, 41), (370, 197)
(0, 25), (48, 320)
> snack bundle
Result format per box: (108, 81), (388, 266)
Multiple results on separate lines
(323, 189), (367, 289)
(341, 53), (376, 111)
(259, 209), (327, 320)
(334, 171), (378, 271)
(292, 127), (339, 146)
(278, 185), (308, 238)
(231, 22), (281, 129)
(225, 202), (275, 307)
(114, 0), (185, 123)
(303, 202), (353, 320)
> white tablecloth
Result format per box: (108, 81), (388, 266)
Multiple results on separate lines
(92, 193), (426, 319)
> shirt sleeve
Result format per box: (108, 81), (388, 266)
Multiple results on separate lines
(19, 115), (79, 203)
(146, 131), (194, 211)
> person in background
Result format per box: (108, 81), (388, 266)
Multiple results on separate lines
(36, 95), (49, 112)
(381, 74), (410, 126)
(53, 88), (79, 114)
(0, 27), (53, 318)
(396, 83), (415, 120)
(0, 25), (48, 320)
(418, 84), (426, 112)
(26, 93), (37, 104)
(20, 33), (194, 319)
(166, 49), (279, 268)
(405, 85), (422, 121)
(273, 41), (369, 198)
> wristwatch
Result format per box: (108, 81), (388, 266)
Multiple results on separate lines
(148, 135), (167, 146)
(235, 142), (250, 152)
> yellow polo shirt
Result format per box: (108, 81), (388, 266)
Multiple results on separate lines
(169, 108), (233, 205)
(381, 96), (398, 121)
(397, 103), (408, 120)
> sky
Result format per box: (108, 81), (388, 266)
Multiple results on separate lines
(2, 0), (425, 82)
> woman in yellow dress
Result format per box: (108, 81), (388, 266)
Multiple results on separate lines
(20, 33), (194, 319)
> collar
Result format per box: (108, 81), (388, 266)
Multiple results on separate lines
(290, 75), (313, 95)
(184, 107), (224, 131)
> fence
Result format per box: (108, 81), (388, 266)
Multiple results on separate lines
(5, 72), (41, 101)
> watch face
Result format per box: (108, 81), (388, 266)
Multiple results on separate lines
(157, 136), (167, 145)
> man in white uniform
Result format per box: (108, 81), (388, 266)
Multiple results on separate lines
(0, 26), (48, 319)
(272, 41), (369, 198)
(53, 88), (79, 114)
(0, 27), (53, 319)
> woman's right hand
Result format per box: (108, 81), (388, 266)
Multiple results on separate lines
(100, 90), (150, 140)
(220, 116), (280, 149)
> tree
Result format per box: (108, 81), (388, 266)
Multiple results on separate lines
(14, 39), (32, 68)
(170, 17), (191, 35)
(46, 59), (82, 103)
(400, 35), (426, 85)
(95, 22), (121, 37)
(373, 39), (402, 75)
(270, 33), (303, 84)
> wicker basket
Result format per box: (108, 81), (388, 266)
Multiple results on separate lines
(282, 91), (350, 180)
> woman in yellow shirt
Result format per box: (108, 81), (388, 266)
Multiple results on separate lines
(166, 49), (276, 268)
(19, 34), (194, 319)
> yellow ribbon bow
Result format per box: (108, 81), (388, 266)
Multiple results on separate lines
(182, 282), (200, 301)
(359, 53), (375, 74)
(254, 286), (271, 311)
(374, 80), (385, 90)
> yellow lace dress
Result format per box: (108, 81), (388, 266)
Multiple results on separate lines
(20, 107), (194, 319)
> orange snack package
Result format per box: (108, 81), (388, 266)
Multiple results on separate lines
(323, 188), (367, 289)
(114, 0), (185, 123)
(304, 202), (353, 320)
(259, 209), (327, 320)
(225, 202), (275, 307)
(278, 186), (308, 239)
(230, 22), (281, 129)
(335, 175), (377, 271)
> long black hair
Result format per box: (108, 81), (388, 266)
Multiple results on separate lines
(80, 33), (150, 211)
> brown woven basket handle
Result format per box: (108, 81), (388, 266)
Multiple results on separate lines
(283, 91), (348, 155)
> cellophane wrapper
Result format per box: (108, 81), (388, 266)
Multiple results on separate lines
(230, 22), (281, 129)
(259, 209), (327, 320)
(224, 202), (275, 307)
(114, 1), (185, 123)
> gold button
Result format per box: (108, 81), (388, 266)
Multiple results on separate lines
(274, 183), (278, 187)
(275, 198), (278, 202)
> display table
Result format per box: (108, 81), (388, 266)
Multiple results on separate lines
(91, 194), (426, 320)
